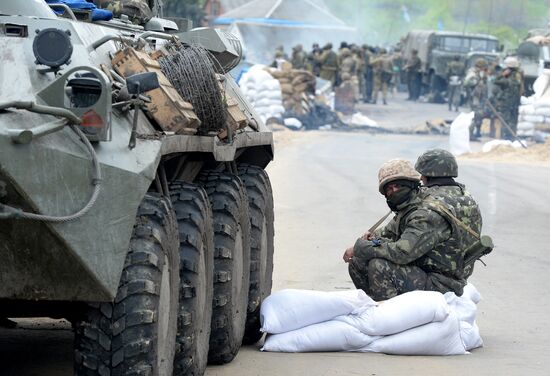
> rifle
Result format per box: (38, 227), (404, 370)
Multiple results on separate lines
(486, 100), (527, 149)
(463, 235), (494, 268)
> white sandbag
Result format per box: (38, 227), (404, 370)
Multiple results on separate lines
(259, 80), (282, 92)
(517, 121), (535, 131)
(264, 90), (283, 100)
(260, 289), (375, 334)
(245, 89), (257, 98)
(361, 311), (466, 356)
(522, 115), (544, 123)
(283, 117), (303, 130)
(261, 320), (379, 352)
(255, 98), (277, 107)
(336, 290), (449, 336)
(533, 73), (550, 98)
(449, 112), (474, 156)
(444, 292), (477, 325)
(269, 104), (285, 115)
(533, 97), (550, 108)
(350, 112), (378, 127)
(482, 139), (513, 153)
(521, 96), (535, 105)
(534, 106), (550, 116)
(519, 104), (535, 115)
(460, 321), (483, 351)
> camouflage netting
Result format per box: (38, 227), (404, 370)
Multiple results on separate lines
(159, 44), (227, 134)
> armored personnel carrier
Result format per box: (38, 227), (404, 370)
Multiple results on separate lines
(0, 1), (274, 375)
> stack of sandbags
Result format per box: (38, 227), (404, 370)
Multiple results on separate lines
(260, 285), (484, 355)
(239, 65), (285, 123)
(267, 65), (316, 116)
(518, 70), (550, 136)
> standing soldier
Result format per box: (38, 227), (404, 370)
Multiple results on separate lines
(307, 43), (322, 76)
(94, 0), (152, 23)
(464, 58), (489, 139)
(339, 48), (357, 85)
(319, 43), (339, 87)
(370, 49), (393, 105)
(353, 45), (366, 102)
(364, 46), (375, 103)
(403, 49), (422, 101)
(391, 47), (404, 93)
(446, 55), (465, 112)
(492, 56), (523, 140)
(291, 44), (307, 70)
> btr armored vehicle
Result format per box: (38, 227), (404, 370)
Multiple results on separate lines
(0, 1), (274, 375)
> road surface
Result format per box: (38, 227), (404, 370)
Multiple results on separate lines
(2, 101), (548, 375)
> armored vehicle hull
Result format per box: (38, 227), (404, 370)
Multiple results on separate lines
(0, 1), (274, 374)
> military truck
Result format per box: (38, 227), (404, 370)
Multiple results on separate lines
(402, 30), (500, 101)
(516, 29), (550, 96)
(0, 1), (274, 375)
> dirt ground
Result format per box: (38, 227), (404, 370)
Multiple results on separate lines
(460, 139), (550, 165)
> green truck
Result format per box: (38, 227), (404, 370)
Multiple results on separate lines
(402, 30), (501, 101)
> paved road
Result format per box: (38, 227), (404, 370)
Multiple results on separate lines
(206, 132), (550, 376)
(2, 116), (549, 374)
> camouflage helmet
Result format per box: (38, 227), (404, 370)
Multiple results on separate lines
(475, 58), (488, 69)
(415, 149), (458, 178)
(340, 47), (351, 57)
(378, 159), (421, 194)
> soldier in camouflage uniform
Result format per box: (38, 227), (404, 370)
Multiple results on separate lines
(291, 44), (307, 70)
(415, 149), (483, 279)
(93, 0), (152, 24)
(307, 43), (322, 76)
(464, 58), (489, 139)
(370, 48), (393, 105)
(318, 43), (339, 86)
(446, 55), (465, 112)
(492, 56), (523, 140)
(343, 159), (467, 301)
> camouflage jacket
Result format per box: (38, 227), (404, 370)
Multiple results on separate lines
(354, 189), (466, 295)
(464, 68), (488, 108)
(446, 61), (465, 78)
(319, 50), (338, 70)
(94, 0), (152, 24)
(291, 51), (308, 70)
(404, 56), (421, 72)
(493, 70), (522, 109)
(421, 183), (483, 279)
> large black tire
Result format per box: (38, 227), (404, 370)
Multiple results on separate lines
(74, 194), (180, 376)
(238, 165), (275, 345)
(197, 171), (251, 365)
(170, 182), (214, 376)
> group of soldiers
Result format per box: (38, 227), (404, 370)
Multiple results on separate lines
(343, 149), (487, 300)
(273, 43), (424, 106)
(454, 56), (524, 140)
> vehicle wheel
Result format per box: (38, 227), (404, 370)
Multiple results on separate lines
(74, 303), (112, 376)
(197, 171), (251, 364)
(74, 194), (180, 376)
(238, 165), (275, 345)
(170, 182), (214, 376)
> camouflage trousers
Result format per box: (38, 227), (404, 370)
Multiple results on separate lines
(348, 257), (428, 301)
(373, 77), (388, 103)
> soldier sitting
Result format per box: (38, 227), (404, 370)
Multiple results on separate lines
(343, 159), (466, 301)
